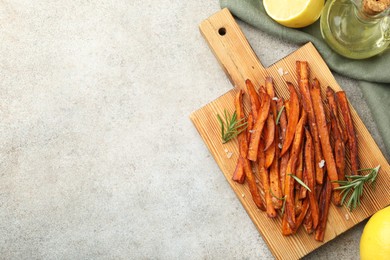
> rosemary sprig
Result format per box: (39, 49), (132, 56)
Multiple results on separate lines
(217, 109), (247, 144)
(288, 174), (311, 192)
(333, 165), (380, 211)
(276, 105), (285, 125)
(270, 188), (286, 215)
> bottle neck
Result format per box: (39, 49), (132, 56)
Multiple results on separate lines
(351, 0), (389, 23)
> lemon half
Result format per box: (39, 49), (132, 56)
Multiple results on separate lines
(360, 206), (390, 260)
(263, 0), (325, 28)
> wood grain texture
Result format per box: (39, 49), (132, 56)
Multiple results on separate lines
(190, 8), (390, 260)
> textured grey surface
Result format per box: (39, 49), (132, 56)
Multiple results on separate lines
(0, 1), (387, 259)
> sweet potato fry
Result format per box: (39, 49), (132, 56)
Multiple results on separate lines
(295, 142), (304, 190)
(315, 176), (332, 242)
(311, 79), (341, 205)
(299, 167), (308, 199)
(277, 98), (289, 196)
(243, 156), (266, 210)
(264, 77), (276, 151)
(303, 208), (314, 234)
(282, 212), (293, 236)
(293, 197), (310, 233)
(264, 115), (275, 152)
(336, 91), (359, 175)
(248, 92), (271, 161)
(284, 100), (290, 120)
(280, 82), (300, 157)
(326, 87), (345, 142)
(270, 122), (282, 209)
(326, 87), (346, 180)
(258, 140), (276, 217)
(284, 110), (307, 230)
(279, 152), (289, 197)
(295, 193), (302, 216)
(232, 155), (245, 184)
(246, 79), (261, 121)
(246, 112), (254, 144)
(264, 138), (275, 169)
(334, 138), (346, 180)
(297, 61), (324, 185)
(304, 129), (319, 229)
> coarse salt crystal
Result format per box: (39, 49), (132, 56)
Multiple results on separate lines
(278, 143), (282, 149)
(345, 214), (350, 220)
(272, 97), (279, 101)
(284, 71), (289, 75)
(224, 148), (228, 153)
(249, 130), (255, 133)
(319, 160), (325, 168)
(278, 68), (284, 76)
(227, 152), (233, 159)
(242, 194), (245, 198)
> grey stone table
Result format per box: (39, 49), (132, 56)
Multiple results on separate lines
(0, 1), (387, 259)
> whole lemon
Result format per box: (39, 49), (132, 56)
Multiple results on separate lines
(360, 206), (390, 260)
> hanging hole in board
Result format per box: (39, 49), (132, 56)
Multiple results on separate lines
(218, 27), (226, 36)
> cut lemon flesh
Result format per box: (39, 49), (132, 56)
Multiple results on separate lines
(263, 0), (325, 28)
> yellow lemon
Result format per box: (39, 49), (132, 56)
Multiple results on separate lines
(263, 0), (325, 28)
(360, 206), (390, 260)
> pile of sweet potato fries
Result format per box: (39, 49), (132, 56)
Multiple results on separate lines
(232, 61), (358, 241)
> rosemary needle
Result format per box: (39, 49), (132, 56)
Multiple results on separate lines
(334, 165), (380, 211)
(270, 188), (286, 215)
(276, 105), (285, 125)
(288, 174), (311, 192)
(217, 109), (247, 144)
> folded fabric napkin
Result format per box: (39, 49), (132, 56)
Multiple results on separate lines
(220, 0), (390, 154)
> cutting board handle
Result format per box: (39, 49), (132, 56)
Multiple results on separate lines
(199, 8), (267, 91)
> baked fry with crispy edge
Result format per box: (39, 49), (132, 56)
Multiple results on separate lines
(315, 176), (332, 242)
(336, 91), (359, 175)
(304, 129), (319, 229)
(248, 92), (271, 161)
(233, 90), (266, 210)
(326, 87), (346, 181)
(280, 82), (300, 157)
(283, 110), (307, 234)
(297, 61), (324, 185)
(258, 140), (277, 217)
(277, 98), (289, 196)
(311, 79), (341, 205)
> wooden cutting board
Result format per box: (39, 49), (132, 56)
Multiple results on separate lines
(190, 8), (390, 260)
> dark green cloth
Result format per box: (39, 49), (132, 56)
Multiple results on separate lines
(220, 0), (390, 154)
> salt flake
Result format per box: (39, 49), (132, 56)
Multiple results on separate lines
(278, 68), (284, 76)
(319, 160), (325, 168)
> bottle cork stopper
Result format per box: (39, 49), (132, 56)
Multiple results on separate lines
(363, 0), (390, 15)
